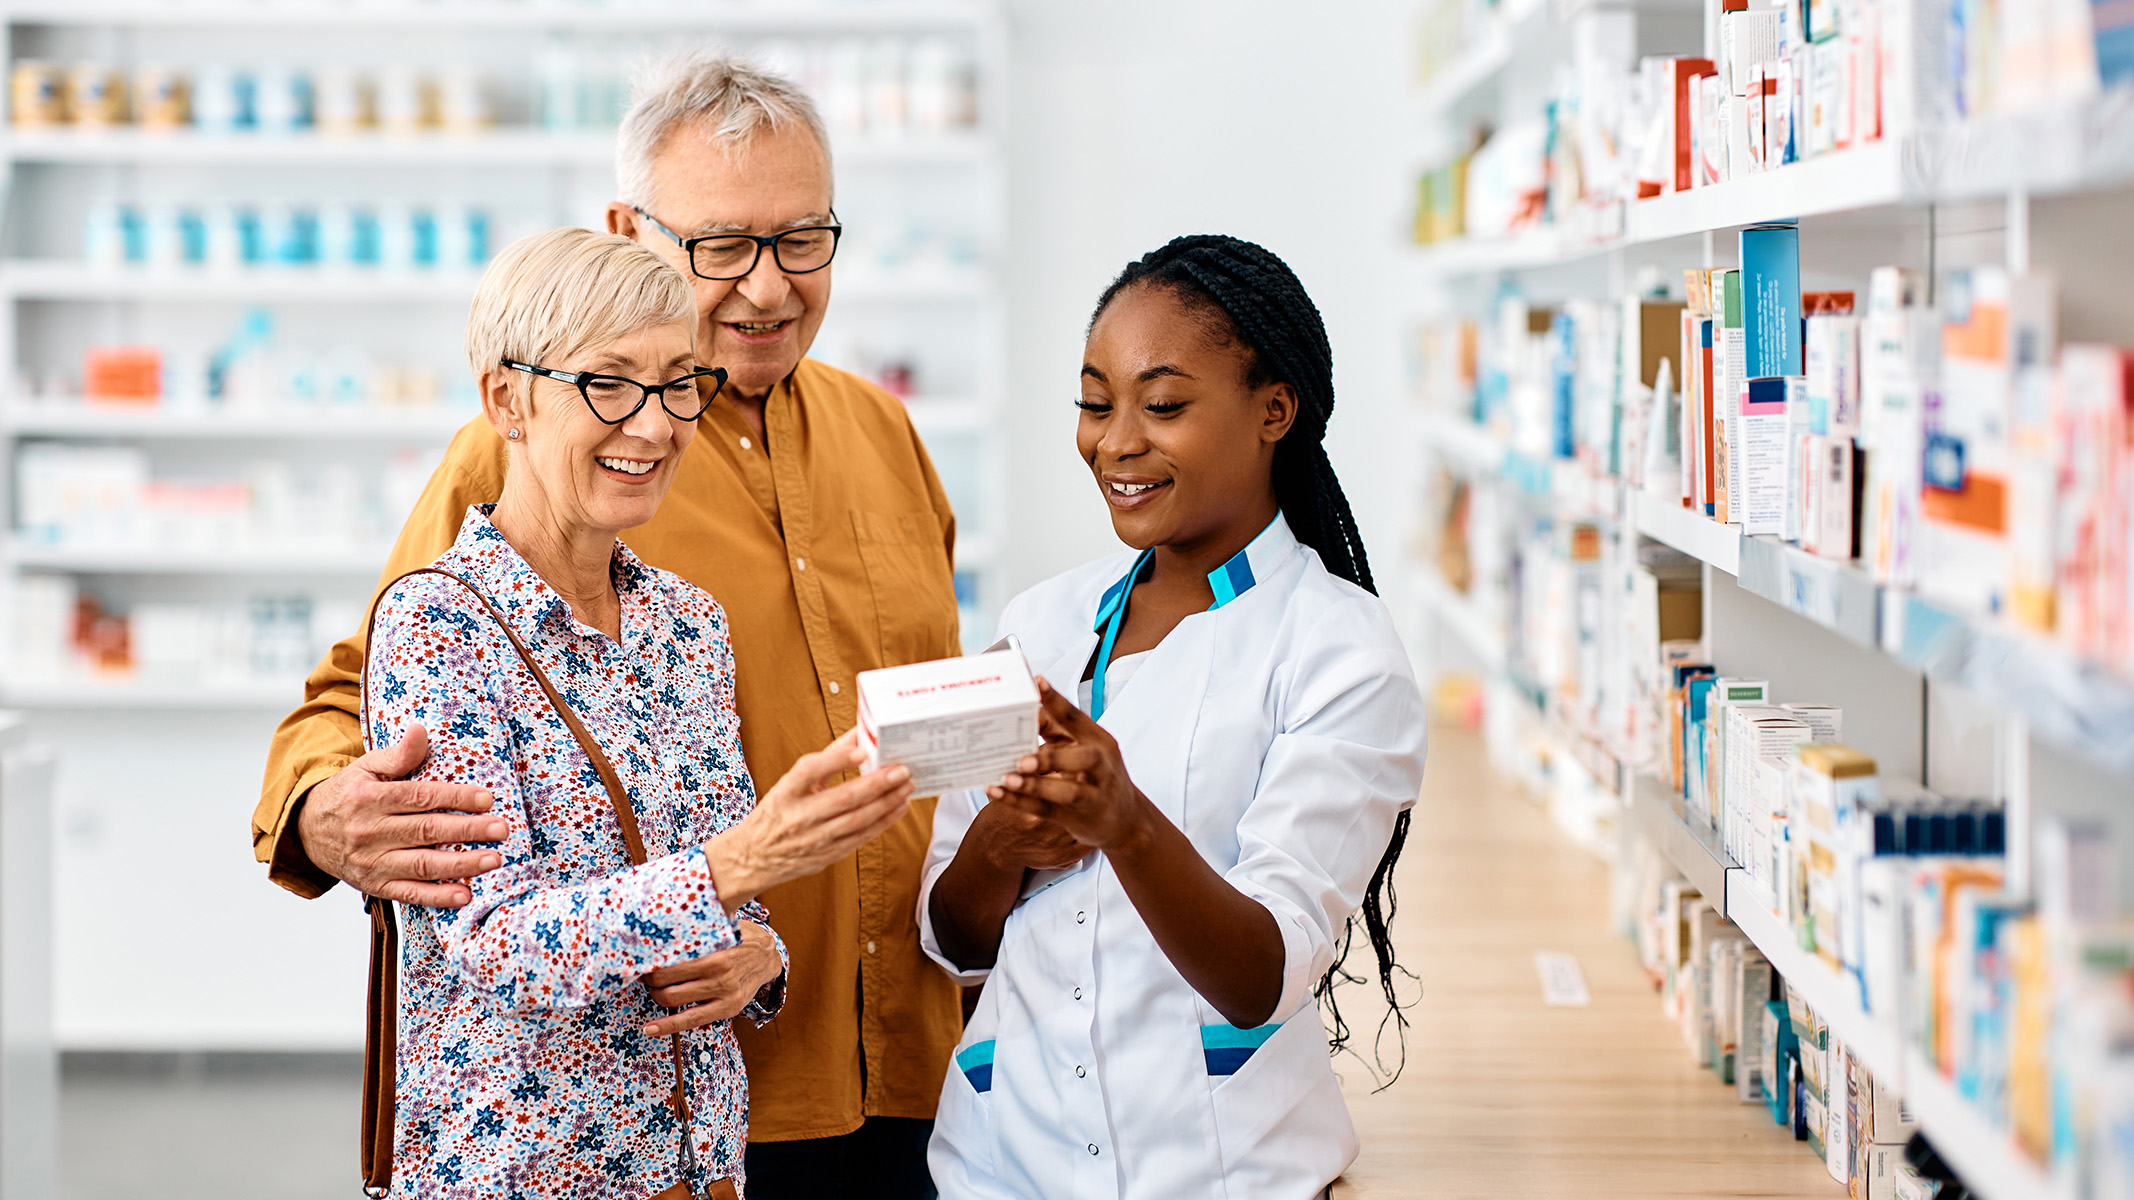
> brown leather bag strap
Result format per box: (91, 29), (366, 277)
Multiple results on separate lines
(361, 895), (399, 1197)
(356, 565), (707, 1197)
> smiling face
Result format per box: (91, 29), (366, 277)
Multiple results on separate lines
(1077, 283), (1298, 556)
(607, 122), (834, 402)
(481, 319), (701, 539)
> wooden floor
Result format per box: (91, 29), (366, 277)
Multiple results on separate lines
(1333, 720), (1841, 1199)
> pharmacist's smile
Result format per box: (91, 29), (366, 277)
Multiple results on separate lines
(1101, 473), (1171, 510)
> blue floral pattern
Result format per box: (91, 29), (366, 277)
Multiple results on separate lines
(364, 505), (781, 1198)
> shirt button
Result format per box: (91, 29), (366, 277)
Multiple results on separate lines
(738, 436), (752, 450)
(1075, 1065), (1086, 1078)
(1073, 987), (1083, 1000)
(795, 557), (806, 571)
(1087, 1143), (1099, 1156)
(866, 940), (876, 954)
(828, 680), (841, 695)
(1076, 910), (1086, 924)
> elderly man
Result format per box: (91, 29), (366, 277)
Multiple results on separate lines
(253, 53), (1068, 1199)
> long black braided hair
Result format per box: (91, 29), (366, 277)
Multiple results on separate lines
(1090, 234), (1417, 1085)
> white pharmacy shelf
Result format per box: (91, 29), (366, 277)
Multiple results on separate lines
(1723, 872), (1905, 1091)
(1416, 409), (1510, 475)
(1408, 227), (1584, 278)
(1414, 412), (1560, 496)
(1625, 495), (2134, 777)
(1413, 19), (1510, 119)
(1700, 830), (2064, 1200)
(1627, 773), (1734, 909)
(1901, 1050), (2069, 1200)
(1418, 565), (1506, 675)
(0, 263), (991, 304)
(1412, 96), (2134, 280)
(3, 400), (983, 441)
(0, 677), (301, 710)
(1632, 490), (1742, 577)
(7, 543), (390, 575)
(1, 404), (469, 440)
(2, 0), (992, 32)
(0, 129), (991, 169)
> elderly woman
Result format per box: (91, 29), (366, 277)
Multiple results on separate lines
(361, 227), (915, 1200)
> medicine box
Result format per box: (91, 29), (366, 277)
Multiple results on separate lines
(856, 646), (1041, 795)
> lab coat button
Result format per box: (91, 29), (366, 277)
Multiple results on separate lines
(1075, 1065), (1086, 1078)
(1087, 1143), (1099, 1156)
(1075, 910), (1086, 924)
(1072, 987), (1082, 1000)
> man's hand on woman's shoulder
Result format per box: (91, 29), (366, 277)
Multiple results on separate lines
(296, 724), (508, 907)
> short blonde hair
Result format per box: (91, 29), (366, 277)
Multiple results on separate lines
(616, 50), (832, 211)
(464, 227), (694, 380)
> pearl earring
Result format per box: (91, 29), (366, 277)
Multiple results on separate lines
(506, 429), (521, 440)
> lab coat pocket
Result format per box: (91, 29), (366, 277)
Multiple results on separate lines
(850, 509), (959, 667)
(1206, 1008), (1351, 1185)
(930, 1043), (1000, 1191)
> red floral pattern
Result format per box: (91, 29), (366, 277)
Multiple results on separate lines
(364, 505), (780, 1199)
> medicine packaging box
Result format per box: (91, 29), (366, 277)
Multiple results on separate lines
(856, 646), (1041, 796)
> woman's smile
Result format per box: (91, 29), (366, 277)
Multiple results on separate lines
(595, 453), (664, 481)
(1101, 473), (1172, 510)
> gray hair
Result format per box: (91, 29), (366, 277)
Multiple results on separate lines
(616, 50), (833, 212)
(465, 227), (694, 379)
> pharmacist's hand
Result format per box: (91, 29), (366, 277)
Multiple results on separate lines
(297, 725), (506, 908)
(988, 679), (1154, 853)
(968, 799), (1086, 873)
(641, 919), (783, 1035)
(705, 729), (915, 909)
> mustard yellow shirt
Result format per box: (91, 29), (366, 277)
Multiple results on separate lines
(253, 357), (966, 1141)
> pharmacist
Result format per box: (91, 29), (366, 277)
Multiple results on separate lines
(921, 235), (1428, 1198)
(252, 52), (1033, 1197)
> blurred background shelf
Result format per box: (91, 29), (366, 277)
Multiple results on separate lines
(6, 542), (390, 575)
(2, 1), (993, 32)
(0, 128), (992, 167)
(0, 405), (468, 440)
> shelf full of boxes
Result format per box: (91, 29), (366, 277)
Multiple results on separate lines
(0, 0), (1008, 712)
(1402, 1), (2134, 1199)
(0, 0), (1008, 1054)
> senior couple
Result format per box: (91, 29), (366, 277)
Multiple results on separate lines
(256, 51), (1427, 1200)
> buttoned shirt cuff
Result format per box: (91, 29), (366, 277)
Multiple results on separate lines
(265, 762), (351, 899)
(740, 902), (789, 1026)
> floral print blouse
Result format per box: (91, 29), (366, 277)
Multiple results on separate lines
(364, 505), (783, 1199)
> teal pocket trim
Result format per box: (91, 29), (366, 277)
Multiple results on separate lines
(1200, 1023), (1280, 1051)
(1201, 1023), (1279, 1076)
(956, 1038), (996, 1093)
(955, 1039), (997, 1072)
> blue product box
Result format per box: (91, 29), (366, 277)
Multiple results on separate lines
(1740, 224), (1803, 380)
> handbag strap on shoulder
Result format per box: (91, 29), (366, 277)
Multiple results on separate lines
(356, 564), (704, 1196)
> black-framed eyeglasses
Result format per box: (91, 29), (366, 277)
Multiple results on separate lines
(502, 360), (729, 425)
(633, 206), (842, 281)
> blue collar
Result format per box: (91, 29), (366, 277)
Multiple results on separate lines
(1087, 516), (1283, 718)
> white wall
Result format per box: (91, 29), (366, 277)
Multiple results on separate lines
(997, 0), (1416, 609)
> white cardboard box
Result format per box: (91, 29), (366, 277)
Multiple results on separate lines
(856, 647), (1041, 796)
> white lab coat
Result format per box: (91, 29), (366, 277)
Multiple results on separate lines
(919, 515), (1428, 1199)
